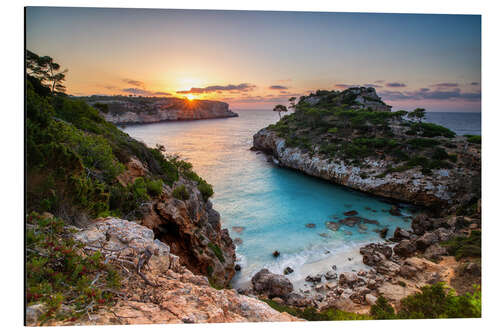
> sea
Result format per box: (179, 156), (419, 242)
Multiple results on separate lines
(123, 111), (481, 289)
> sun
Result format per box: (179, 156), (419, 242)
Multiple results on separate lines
(186, 94), (196, 101)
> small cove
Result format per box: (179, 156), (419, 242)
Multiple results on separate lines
(123, 110), (479, 289)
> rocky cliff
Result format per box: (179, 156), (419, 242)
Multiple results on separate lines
(253, 129), (479, 208)
(27, 217), (300, 325)
(80, 96), (238, 124)
(117, 156), (236, 288)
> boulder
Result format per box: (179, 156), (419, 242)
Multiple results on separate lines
(273, 250), (280, 258)
(379, 227), (389, 239)
(339, 272), (358, 287)
(285, 292), (313, 307)
(339, 216), (362, 227)
(423, 243), (447, 261)
(399, 263), (418, 279)
(434, 227), (454, 242)
(411, 214), (432, 235)
(392, 227), (411, 241)
(251, 269), (293, 298)
(325, 221), (340, 231)
(360, 243), (392, 266)
(365, 293), (378, 306)
(306, 274), (323, 283)
(393, 239), (417, 257)
(284, 267), (294, 275)
(416, 232), (439, 250)
(376, 260), (400, 276)
(344, 210), (359, 216)
(325, 271), (338, 280)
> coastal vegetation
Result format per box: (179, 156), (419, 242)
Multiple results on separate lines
(26, 51), (219, 321)
(27, 50), (213, 223)
(262, 282), (480, 321)
(370, 283), (481, 319)
(266, 87), (476, 176)
(26, 212), (121, 323)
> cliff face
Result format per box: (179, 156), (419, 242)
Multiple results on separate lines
(253, 129), (479, 208)
(118, 157), (236, 287)
(83, 97), (238, 124)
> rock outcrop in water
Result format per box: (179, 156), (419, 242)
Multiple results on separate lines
(252, 87), (481, 208)
(78, 96), (238, 124)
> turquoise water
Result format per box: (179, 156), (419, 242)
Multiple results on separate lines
(123, 111), (419, 287)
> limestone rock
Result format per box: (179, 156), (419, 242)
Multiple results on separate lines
(251, 269), (294, 298)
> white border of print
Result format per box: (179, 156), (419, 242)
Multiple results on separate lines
(2, 0), (498, 332)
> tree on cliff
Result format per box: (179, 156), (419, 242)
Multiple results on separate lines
(26, 49), (68, 94)
(273, 104), (288, 119)
(408, 108), (426, 123)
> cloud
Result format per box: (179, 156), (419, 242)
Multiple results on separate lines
(364, 83), (382, 88)
(122, 79), (144, 87)
(269, 85), (288, 90)
(379, 88), (481, 102)
(470, 82), (480, 86)
(386, 82), (407, 88)
(121, 88), (172, 96)
(334, 83), (357, 89)
(176, 83), (256, 94)
(431, 83), (459, 88)
(122, 88), (150, 95)
(223, 91), (301, 104)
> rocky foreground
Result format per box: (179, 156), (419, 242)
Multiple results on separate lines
(78, 96), (238, 124)
(27, 218), (300, 325)
(237, 208), (481, 315)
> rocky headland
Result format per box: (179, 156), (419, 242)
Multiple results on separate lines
(78, 96), (238, 124)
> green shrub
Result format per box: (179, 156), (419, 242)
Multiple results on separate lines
(26, 212), (121, 323)
(398, 283), (481, 319)
(207, 242), (225, 263)
(441, 230), (481, 260)
(370, 283), (481, 319)
(261, 298), (370, 321)
(465, 135), (481, 144)
(410, 122), (456, 138)
(172, 185), (190, 200)
(407, 138), (440, 148)
(198, 181), (214, 201)
(370, 296), (396, 319)
(145, 178), (164, 196)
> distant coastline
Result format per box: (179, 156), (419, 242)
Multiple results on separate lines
(74, 95), (238, 124)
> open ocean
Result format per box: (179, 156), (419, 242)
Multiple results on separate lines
(123, 111), (481, 288)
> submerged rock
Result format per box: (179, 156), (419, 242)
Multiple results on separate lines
(325, 221), (340, 231)
(305, 223), (316, 228)
(344, 210), (358, 216)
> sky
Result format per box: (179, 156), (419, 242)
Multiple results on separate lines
(26, 7), (481, 112)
